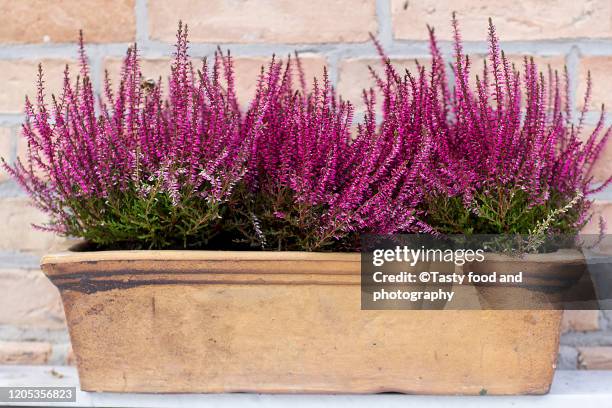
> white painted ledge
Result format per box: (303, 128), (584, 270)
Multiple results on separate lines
(0, 366), (611, 407)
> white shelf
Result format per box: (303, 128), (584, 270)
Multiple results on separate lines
(1, 366), (611, 407)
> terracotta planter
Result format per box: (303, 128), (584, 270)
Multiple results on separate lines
(41, 249), (562, 394)
(466, 249), (589, 309)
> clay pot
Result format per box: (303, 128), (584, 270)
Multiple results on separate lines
(465, 249), (589, 309)
(580, 249), (612, 310)
(41, 248), (562, 394)
(361, 259), (430, 310)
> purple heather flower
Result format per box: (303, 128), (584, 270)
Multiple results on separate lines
(2, 24), (266, 237)
(368, 14), (611, 233)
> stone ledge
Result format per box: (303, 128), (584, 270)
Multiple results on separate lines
(0, 366), (611, 407)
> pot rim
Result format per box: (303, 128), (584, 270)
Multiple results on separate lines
(41, 242), (584, 266)
(40, 243), (363, 289)
(478, 248), (584, 263)
(41, 248), (362, 266)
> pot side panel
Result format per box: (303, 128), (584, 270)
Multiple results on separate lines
(54, 267), (561, 394)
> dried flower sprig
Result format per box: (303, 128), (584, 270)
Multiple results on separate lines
(523, 191), (584, 253)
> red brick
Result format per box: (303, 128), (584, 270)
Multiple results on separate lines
(0, 0), (135, 43)
(561, 310), (599, 333)
(577, 56), (612, 111)
(0, 341), (52, 365)
(392, 0), (612, 41)
(148, 0), (377, 43)
(578, 347), (612, 369)
(0, 268), (66, 330)
(0, 128), (13, 182)
(0, 59), (76, 114)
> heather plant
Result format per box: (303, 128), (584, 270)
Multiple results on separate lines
(370, 15), (611, 238)
(6, 18), (609, 252)
(3, 24), (431, 252)
(2, 25), (266, 249)
(227, 57), (431, 251)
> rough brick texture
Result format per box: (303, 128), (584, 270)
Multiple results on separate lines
(337, 54), (567, 115)
(469, 54), (566, 79)
(0, 0), (135, 44)
(561, 311), (600, 333)
(149, 0), (377, 43)
(0, 268), (65, 329)
(0, 127), (13, 182)
(103, 57), (172, 88)
(392, 0), (612, 41)
(231, 55), (327, 105)
(577, 56), (612, 110)
(574, 126), (612, 184)
(578, 347), (612, 370)
(337, 57), (432, 117)
(0, 59), (76, 113)
(0, 198), (66, 253)
(103, 54), (327, 106)
(0, 341), (52, 365)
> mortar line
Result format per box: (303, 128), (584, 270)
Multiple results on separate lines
(560, 330), (612, 347)
(6, 126), (16, 163)
(135, 0), (149, 45)
(375, 0), (393, 50)
(0, 325), (71, 344)
(601, 311), (612, 330)
(567, 45), (581, 123)
(326, 53), (339, 88)
(87, 48), (103, 98)
(4, 39), (612, 60)
(0, 115), (25, 127)
(49, 343), (71, 365)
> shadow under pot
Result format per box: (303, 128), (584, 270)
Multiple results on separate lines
(465, 249), (590, 310)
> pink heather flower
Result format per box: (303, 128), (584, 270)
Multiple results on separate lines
(4, 17), (609, 248)
(368, 15), (611, 233)
(2, 24), (267, 239)
(240, 55), (430, 250)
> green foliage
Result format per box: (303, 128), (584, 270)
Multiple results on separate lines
(225, 184), (358, 252)
(426, 188), (586, 236)
(61, 185), (225, 250)
(426, 188), (588, 254)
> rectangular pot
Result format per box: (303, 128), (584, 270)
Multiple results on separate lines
(41, 250), (562, 394)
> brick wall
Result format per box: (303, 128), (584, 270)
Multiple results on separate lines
(0, 0), (611, 370)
